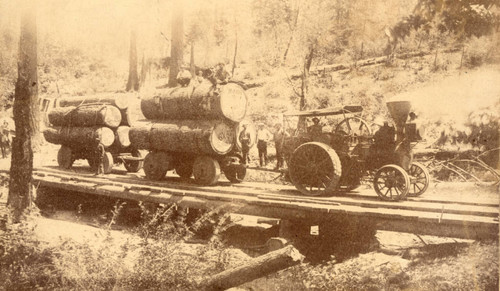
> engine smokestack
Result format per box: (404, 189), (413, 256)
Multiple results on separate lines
(386, 100), (411, 128)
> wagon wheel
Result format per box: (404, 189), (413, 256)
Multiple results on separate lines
(123, 150), (143, 173)
(57, 146), (74, 169)
(407, 162), (430, 196)
(175, 159), (194, 179)
(102, 152), (114, 174)
(192, 156), (221, 186)
(143, 151), (171, 180)
(224, 164), (247, 183)
(289, 142), (342, 196)
(335, 117), (372, 145)
(373, 165), (410, 201)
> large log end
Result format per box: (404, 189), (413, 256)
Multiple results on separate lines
(219, 83), (248, 122)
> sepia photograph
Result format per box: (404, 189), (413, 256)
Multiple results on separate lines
(0, 0), (499, 290)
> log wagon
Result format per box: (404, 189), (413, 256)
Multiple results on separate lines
(130, 82), (249, 185)
(43, 94), (143, 174)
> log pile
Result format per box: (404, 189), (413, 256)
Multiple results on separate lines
(138, 83), (248, 157)
(44, 93), (137, 160)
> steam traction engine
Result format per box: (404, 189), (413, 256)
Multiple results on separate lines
(282, 101), (430, 201)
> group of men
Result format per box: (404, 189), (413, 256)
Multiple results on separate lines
(238, 122), (285, 170)
(176, 62), (230, 87)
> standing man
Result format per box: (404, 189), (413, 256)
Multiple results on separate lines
(256, 123), (272, 167)
(0, 120), (10, 159)
(94, 137), (105, 175)
(273, 123), (285, 170)
(239, 123), (251, 165)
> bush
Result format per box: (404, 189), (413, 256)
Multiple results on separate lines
(464, 35), (500, 68)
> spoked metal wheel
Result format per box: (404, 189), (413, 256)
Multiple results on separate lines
(407, 162), (430, 196)
(289, 142), (342, 196)
(123, 150), (143, 173)
(373, 165), (410, 201)
(143, 151), (172, 180)
(335, 117), (372, 144)
(193, 156), (221, 186)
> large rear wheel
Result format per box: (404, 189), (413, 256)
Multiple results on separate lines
(373, 165), (410, 201)
(289, 142), (342, 196)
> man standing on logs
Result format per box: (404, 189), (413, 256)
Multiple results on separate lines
(239, 123), (251, 165)
(94, 137), (105, 175)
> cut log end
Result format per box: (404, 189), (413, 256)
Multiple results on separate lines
(219, 83), (248, 122)
(210, 121), (236, 155)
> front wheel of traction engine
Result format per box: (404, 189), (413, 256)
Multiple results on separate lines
(407, 162), (430, 196)
(373, 165), (410, 201)
(288, 142), (342, 196)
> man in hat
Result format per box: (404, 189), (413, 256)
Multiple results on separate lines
(308, 117), (323, 138)
(214, 62), (230, 85)
(238, 123), (252, 165)
(94, 136), (105, 175)
(256, 122), (272, 167)
(176, 64), (193, 87)
(273, 123), (285, 170)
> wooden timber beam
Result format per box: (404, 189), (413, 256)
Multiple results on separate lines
(23, 170), (498, 241)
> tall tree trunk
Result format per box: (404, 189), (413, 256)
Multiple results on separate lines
(232, 29), (238, 77)
(126, 30), (139, 91)
(168, 0), (184, 87)
(282, 7), (300, 64)
(8, 2), (38, 222)
(190, 42), (195, 76)
(140, 53), (151, 88)
(300, 46), (314, 111)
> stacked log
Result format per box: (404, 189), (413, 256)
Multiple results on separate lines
(113, 126), (131, 148)
(48, 105), (122, 128)
(56, 93), (134, 110)
(43, 126), (115, 148)
(141, 83), (248, 122)
(45, 93), (140, 151)
(129, 120), (237, 155)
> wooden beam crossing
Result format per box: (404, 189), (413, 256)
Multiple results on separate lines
(1, 166), (498, 240)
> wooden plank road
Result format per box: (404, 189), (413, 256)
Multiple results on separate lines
(1, 166), (498, 240)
